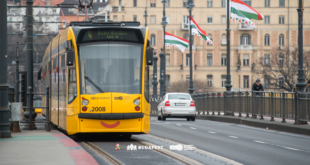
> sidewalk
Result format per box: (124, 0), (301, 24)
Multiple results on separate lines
(0, 118), (98, 165)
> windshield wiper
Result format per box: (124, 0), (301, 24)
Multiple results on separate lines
(85, 76), (104, 93)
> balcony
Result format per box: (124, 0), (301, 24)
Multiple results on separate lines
(112, 6), (125, 12)
(181, 22), (189, 30)
(238, 23), (255, 31)
(238, 45), (253, 50)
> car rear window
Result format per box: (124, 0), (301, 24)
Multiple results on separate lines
(168, 94), (191, 100)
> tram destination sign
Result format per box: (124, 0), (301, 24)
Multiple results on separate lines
(81, 29), (141, 43)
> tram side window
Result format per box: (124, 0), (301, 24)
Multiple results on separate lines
(68, 53), (77, 104)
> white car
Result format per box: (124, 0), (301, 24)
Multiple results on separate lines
(157, 93), (196, 121)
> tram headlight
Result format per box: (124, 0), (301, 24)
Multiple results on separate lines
(134, 99), (140, 105)
(82, 99), (89, 106)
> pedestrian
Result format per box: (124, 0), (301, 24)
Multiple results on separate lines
(252, 79), (264, 119)
(305, 80), (310, 93)
(197, 89), (202, 94)
(252, 79), (264, 95)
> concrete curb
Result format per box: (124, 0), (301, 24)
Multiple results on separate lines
(151, 114), (310, 136)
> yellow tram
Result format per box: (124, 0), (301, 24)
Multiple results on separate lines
(39, 22), (153, 136)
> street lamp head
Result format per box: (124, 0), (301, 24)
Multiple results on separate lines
(161, 16), (168, 27)
(161, 48), (164, 52)
(186, 0), (195, 11)
(161, 0), (167, 5)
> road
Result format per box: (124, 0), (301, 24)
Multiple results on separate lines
(148, 117), (310, 165)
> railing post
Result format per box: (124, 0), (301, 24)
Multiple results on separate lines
(251, 91), (255, 118)
(294, 92), (298, 124)
(205, 93), (208, 115)
(231, 92), (235, 116)
(282, 92), (286, 123)
(260, 92), (264, 120)
(238, 92), (242, 117)
(270, 92), (275, 121)
(246, 91), (249, 117)
(212, 93), (215, 115)
(217, 92), (221, 115)
(45, 86), (51, 131)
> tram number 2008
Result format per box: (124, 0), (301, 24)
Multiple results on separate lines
(91, 107), (106, 112)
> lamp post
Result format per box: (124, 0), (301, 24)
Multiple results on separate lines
(152, 51), (158, 99)
(15, 42), (20, 102)
(187, 0), (195, 94)
(159, 48), (164, 97)
(161, 0), (168, 96)
(225, 0), (232, 92)
(144, 5), (148, 26)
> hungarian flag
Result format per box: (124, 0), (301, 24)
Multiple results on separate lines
(230, 0), (263, 27)
(190, 17), (213, 45)
(165, 32), (189, 53)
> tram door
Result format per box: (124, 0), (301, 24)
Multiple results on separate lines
(51, 56), (59, 126)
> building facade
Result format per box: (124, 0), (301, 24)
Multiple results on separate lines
(109, 0), (310, 94)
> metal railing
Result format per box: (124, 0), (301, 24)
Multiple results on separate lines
(150, 91), (309, 124)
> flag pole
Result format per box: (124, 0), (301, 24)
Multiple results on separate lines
(187, 0), (195, 94)
(225, 0), (232, 92)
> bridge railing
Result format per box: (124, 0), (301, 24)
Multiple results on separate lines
(150, 91), (309, 124)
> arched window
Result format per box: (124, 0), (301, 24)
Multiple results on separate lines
(240, 34), (251, 45)
(207, 34), (212, 45)
(207, 75), (213, 87)
(221, 34), (226, 45)
(264, 34), (270, 46)
(279, 34), (284, 46)
(151, 34), (156, 45)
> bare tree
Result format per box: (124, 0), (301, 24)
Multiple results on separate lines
(257, 47), (310, 91)
(167, 79), (214, 94)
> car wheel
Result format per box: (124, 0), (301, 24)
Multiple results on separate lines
(161, 110), (165, 121)
(187, 118), (190, 121)
(191, 117), (196, 121)
(158, 116), (161, 120)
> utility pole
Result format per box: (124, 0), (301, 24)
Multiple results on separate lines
(0, 0), (12, 138)
(187, 0), (194, 94)
(152, 51), (158, 99)
(225, 0), (232, 92)
(15, 42), (20, 102)
(144, 0), (148, 26)
(23, 0), (37, 130)
(161, 0), (168, 96)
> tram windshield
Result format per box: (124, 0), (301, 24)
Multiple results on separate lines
(79, 42), (143, 94)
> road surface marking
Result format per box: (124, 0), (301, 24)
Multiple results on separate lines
(254, 140), (266, 144)
(229, 136), (239, 139)
(283, 147), (300, 151)
(208, 131), (216, 134)
(190, 127), (197, 129)
(176, 124), (182, 126)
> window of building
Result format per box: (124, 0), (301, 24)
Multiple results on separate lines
(221, 34), (227, 45)
(265, 16), (270, 24)
(63, 19), (66, 28)
(264, 54), (270, 65)
(186, 75), (190, 82)
(166, 75), (170, 88)
(279, 0), (285, 7)
(113, 15), (117, 22)
(264, 76), (270, 88)
(183, 0), (187, 7)
(279, 16), (284, 24)
(243, 54), (249, 66)
(207, 16), (213, 24)
(279, 34), (284, 45)
(279, 76), (284, 88)
(68, 8), (74, 12)
(119, 0), (122, 11)
(151, 0), (156, 7)
(222, 0), (226, 7)
(186, 54), (190, 66)
(221, 16), (226, 24)
(279, 53), (284, 66)
(207, 0), (212, 7)
(265, 0), (270, 7)
(207, 34), (212, 45)
(221, 75), (227, 88)
(52, 9), (56, 13)
(207, 54), (212, 66)
(265, 34), (270, 45)
(184, 33), (194, 45)
(241, 0), (251, 6)
(133, 15), (137, 22)
(244, 76), (249, 88)
(207, 75), (213, 88)
(151, 34), (156, 45)
(166, 0), (170, 7)
(221, 54), (227, 66)
(165, 54), (170, 66)
(240, 34), (251, 45)
(133, 0), (137, 7)
(166, 16), (170, 24)
(150, 15), (156, 24)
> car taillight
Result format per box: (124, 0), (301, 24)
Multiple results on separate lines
(165, 101), (170, 106)
(82, 107), (87, 111)
(190, 101), (195, 107)
(135, 106), (140, 111)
